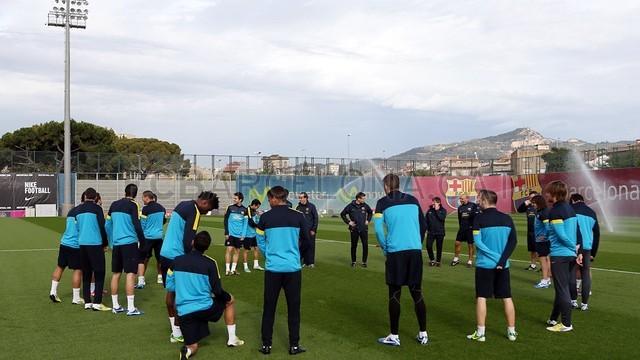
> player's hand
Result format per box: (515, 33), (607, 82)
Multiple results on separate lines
(348, 221), (355, 227)
(365, 220), (369, 225)
(226, 294), (234, 307)
(590, 255), (595, 262)
(310, 231), (315, 236)
(577, 253), (583, 266)
(537, 236), (545, 242)
(225, 235), (229, 240)
(524, 200), (531, 206)
(496, 265), (503, 270)
(103, 246), (109, 252)
(240, 237), (244, 241)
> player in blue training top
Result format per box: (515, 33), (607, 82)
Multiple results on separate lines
(160, 191), (219, 344)
(531, 194), (552, 289)
(466, 189), (518, 342)
(49, 191), (85, 304)
(242, 199), (265, 273)
(223, 192), (248, 276)
(374, 174), (429, 347)
(166, 231), (244, 360)
(76, 187), (110, 312)
(569, 193), (600, 311)
(452, 193), (478, 267)
(105, 183), (145, 316)
(137, 190), (166, 288)
(544, 180), (582, 332)
(256, 186), (311, 355)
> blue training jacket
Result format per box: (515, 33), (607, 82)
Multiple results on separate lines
(166, 250), (231, 317)
(160, 200), (201, 261)
(534, 208), (550, 242)
(473, 208), (517, 269)
(571, 202), (600, 253)
(60, 206), (80, 249)
(256, 205), (310, 273)
(548, 201), (580, 258)
(75, 201), (108, 247)
(373, 190), (427, 256)
(106, 198), (144, 247)
(141, 201), (166, 240)
(224, 204), (248, 238)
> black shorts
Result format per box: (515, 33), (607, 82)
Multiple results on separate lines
(526, 232), (536, 252)
(456, 228), (474, 244)
(139, 238), (163, 263)
(57, 244), (81, 270)
(225, 235), (242, 249)
(160, 256), (173, 288)
(242, 237), (257, 250)
(385, 250), (423, 286)
(112, 243), (139, 274)
(535, 241), (551, 257)
(475, 267), (511, 299)
(179, 300), (226, 345)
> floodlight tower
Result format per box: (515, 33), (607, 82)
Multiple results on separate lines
(47, 0), (89, 215)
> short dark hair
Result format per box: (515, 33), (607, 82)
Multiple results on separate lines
(251, 199), (261, 206)
(432, 197), (441, 204)
(268, 186), (288, 201)
(80, 191), (87, 202)
(478, 189), (498, 206)
(299, 192), (308, 199)
(569, 193), (584, 203)
(234, 192), (244, 201)
(193, 231), (212, 252)
(356, 192), (366, 199)
(198, 191), (220, 209)
(84, 187), (98, 200)
(383, 174), (400, 191)
(95, 192), (101, 203)
(142, 190), (154, 198)
(125, 183), (138, 198)
(529, 190), (538, 196)
(546, 180), (567, 202)
(531, 194), (547, 210)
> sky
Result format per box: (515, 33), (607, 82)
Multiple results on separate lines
(1, 0), (639, 160)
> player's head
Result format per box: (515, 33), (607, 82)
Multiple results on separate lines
(459, 193), (469, 205)
(84, 187), (98, 201)
(80, 190), (87, 203)
(233, 192), (244, 205)
(569, 193), (584, 204)
(432, 197), (441, 205)
(250, 199), (261, 210)
(382, 174), (400, 194)
(125, 183), (138, 199)
(355, 192), (366, 204)
(298, 192), (308, 205)
(531, 194), (547, 210)
(142, 190), (155, 205)
(196, 191), (220, 214)
(193, 231), (212, 252)
(477, 189), (497, 210)
(267, 186), (288, 208)
(545, 180), (567, 203)
(95, 192), (102, 206)
(528, 190), (538, 199)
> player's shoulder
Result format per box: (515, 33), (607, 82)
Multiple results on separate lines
(288, 207), (303, 215)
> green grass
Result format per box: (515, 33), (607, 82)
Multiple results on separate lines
(1, 215), (639, 359)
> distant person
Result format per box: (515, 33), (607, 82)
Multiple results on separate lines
(138, 191), (166, 287)
(256, 186), (311, 355)
(166, 231), (244, 360)
(243, 199), (265, 272)
(425, 197), (447, 267)
(544, 181), (582, 332)
(105, 183), (145, 316)
(517, 191), (539, 271)
(297, 192), (319, 268)
(452, 193), (478, 267)
(160, 191), (219, 343)
(531, 195), (551, 289)
(224, 192), (248, 276)
(466, 190), (518, 342)
(569, 193), (600, 311)
(76, 187), (110, 311)
(374, 174), (429, 347)
(340, 192), (373, 267)
(49, 192), (85, 304)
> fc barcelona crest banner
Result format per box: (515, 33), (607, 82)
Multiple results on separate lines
(445, 178), (477, 209)
(511, 174), (542, 209)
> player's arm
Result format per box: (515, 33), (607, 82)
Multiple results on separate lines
(298, 214), (311, 253)
(256, 217), (267, 255)
(366, 204), (373, 223)
(516, 202), (527, 213)
(131, 202), (145, 241)
(436, 207), (447, 222)
(373, 205), (387, 255)
(472, 218), (501, 263)
(240, 208), (249, 238)
(591, 215), (601, 258)
(417, 201), (428, 241)
(209, 263), (231, 303)
(311, 204), (319, 233)
(165, 267), (175, 292)
(182, 208), (197, 255)
(340, 205), (351, 225)
(97, 208), (108, 248)
(497, 219), (518, 268)
(223, 206), (230, 235)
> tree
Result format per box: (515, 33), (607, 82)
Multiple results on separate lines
(541, 147), (575, 173)
(607, 148), (640, 169)
(114, 138), (190, 178)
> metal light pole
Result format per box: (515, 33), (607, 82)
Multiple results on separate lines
(347, 134), (351, 175)
(47, 0), (89, 215)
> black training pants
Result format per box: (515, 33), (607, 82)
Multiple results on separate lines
(350, 230), (369, 263)
(261, 271), (302, 347)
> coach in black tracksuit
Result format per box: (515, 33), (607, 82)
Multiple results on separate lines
(296, 192), (318, 268)
(340, 192), (373, 267)
(517, 191), (539, 270)
(425, 197), (447, 266)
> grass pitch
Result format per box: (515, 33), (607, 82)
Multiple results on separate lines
(0, 214), (638, 359)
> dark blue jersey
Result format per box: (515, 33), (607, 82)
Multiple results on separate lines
(106, 198), (144, 247)
(517, 202), (537, 233)
(141, 201), (166, 240)
(373, 190), (427, 256)
(458, 202), (478, 230)
(340, 200), (373, 232)
(425, 206), (447, 236)
(75, 201), (108, 247)
(224, 204), (248, 238)
(472, 208), (517, 269)
(296, 202), (319, 233)
(161, 200), (201, 261)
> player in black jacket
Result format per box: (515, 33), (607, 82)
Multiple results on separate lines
(340, 192), (373, 267)
(425, 197), (447, 267)
(517, 191), (539, 271)
(297, 192), (319, 268)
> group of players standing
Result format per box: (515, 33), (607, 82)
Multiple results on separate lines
(49, 175), (601, 357)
